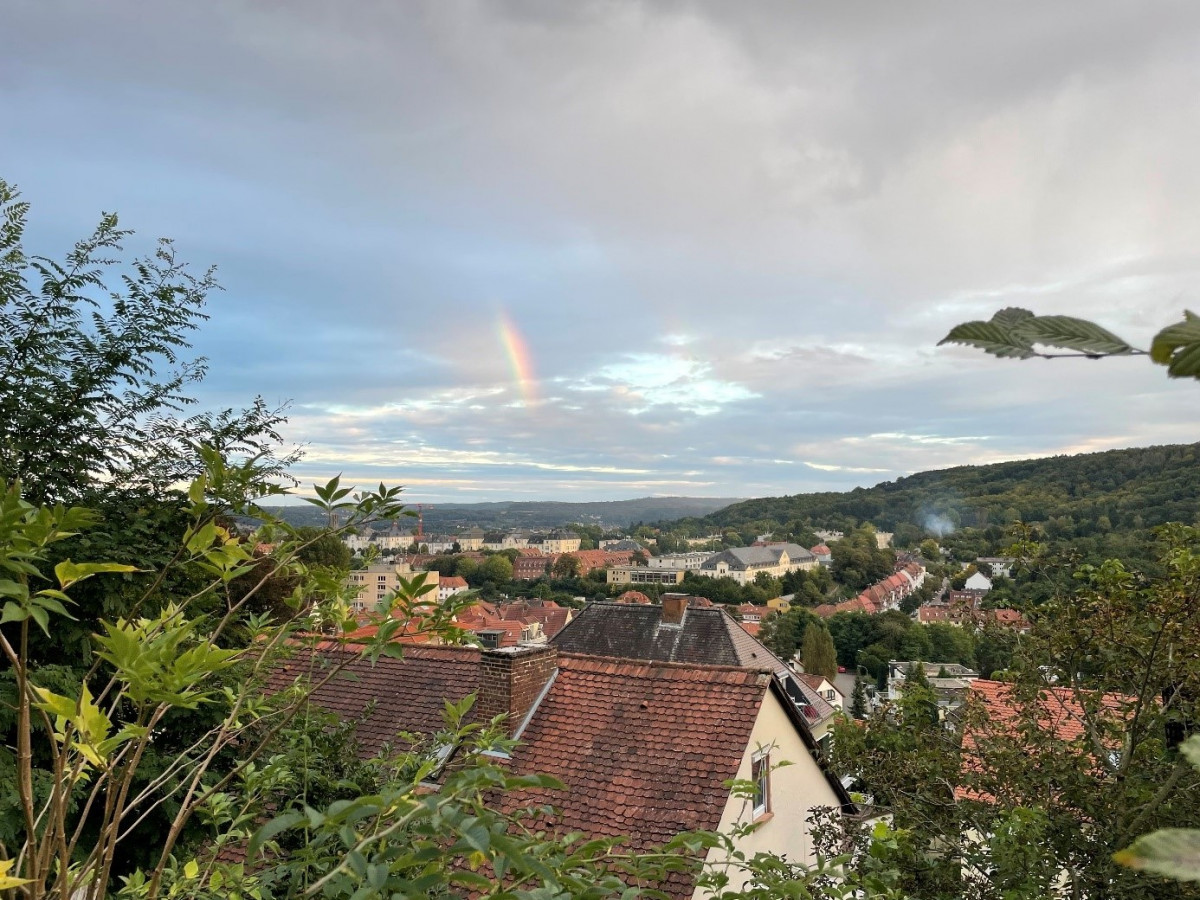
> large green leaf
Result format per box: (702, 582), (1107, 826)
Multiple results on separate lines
(1114, 828), (1200, 882)
(1150, 311), (1200, 379)
(939, 309), (1036, 359)
(1013, 315), (1135, 356)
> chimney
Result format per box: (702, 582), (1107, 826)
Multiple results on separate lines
(661, 594), (688, 625)
(477, 645), (558, 737)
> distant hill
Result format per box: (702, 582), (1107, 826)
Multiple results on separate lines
(254, 496), (742, 532)
(685, 442), (1200, 560)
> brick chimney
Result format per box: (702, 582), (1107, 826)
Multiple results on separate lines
(477, 645), (558, 736)
(661, 594), (688, 625)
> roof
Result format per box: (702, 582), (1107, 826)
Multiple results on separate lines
(957, 679), (1132, 804)
(440, 575), (469, 589)
(503, 654), (771, 856)
(810, 544), (831, 555)
(552, 603), (839, 726)
(268, 645), (481, 756)
(278, 644), (849, 899)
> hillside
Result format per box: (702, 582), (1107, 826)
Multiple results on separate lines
(256, 496), (742, 532)
(685, 442), (1200, 560)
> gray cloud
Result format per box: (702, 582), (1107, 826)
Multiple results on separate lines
(4, 0), (1200, 501)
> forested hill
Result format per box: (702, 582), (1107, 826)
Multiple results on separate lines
(258, 495), (742, 531)
(695, 442), (1200, 544)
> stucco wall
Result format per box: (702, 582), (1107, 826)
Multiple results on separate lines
(696, 689), (843, 897)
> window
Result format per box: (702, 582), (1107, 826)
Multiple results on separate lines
(751, 749), (770, 818)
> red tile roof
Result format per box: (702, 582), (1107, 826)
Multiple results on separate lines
(616, 590), (652, 605)
(957, 679), (1131, 803)
(440, 575), (469, 589)
(739, 621), (761, 637)
(269, 645), (481, 756)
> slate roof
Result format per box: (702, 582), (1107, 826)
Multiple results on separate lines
(553, 603), (743, 665)
(552, 603), (839, 726)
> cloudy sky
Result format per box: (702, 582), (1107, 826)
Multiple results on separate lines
(5, 1), (1200, 502)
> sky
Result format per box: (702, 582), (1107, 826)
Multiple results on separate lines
(4, 1), (1200, 503)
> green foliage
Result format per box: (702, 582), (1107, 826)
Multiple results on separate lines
(939, 307), (1137, 359)
(941, 305), (1200, 381)
(0, 179), (295, 506)
(801, 622), (839, 679)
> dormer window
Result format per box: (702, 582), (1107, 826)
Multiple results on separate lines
(751, 748), (771, 818)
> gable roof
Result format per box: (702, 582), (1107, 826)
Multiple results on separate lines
(504, 654), (772, 855)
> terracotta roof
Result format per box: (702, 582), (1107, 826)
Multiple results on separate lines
(503, 653), (770, 857)
(615, 590), (652, 605)
(957, 679), (1131, 803)
(268, 645), (481, 756)
(810, 544), (831, 555)
(440, 575), (469, 589)
(739, 621), (761, 637)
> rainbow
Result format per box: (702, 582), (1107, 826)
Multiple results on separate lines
(497, 311), (537, 405)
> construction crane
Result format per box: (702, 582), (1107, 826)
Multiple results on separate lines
(415, 503), (435, 540)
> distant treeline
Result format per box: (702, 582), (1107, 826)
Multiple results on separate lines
(654, 442), (1200, 567)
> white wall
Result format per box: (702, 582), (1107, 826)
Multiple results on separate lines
(697, 689), (843, 898)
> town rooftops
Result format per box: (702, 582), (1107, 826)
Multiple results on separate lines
(274, 643), (852, 899)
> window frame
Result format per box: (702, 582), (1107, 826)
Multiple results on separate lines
(750, 748), (771, 819)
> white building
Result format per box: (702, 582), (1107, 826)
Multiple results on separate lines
(647, 551), (714, 570)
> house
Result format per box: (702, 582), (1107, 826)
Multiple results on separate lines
(552, 598), (841, 746)
(963, 572), (993, 593)
(975, 556), (1016, 579)
(511, 553), (555, 580)
(528, 530), (582, 554)
(813, 561), (926, 619)
(797, 673), (844, 712)
(457, 528), (486, 551)
(809, 544), (832, 566)
(695, 544), (817, 584)
(496, 598), (575, 639)
(279, 642), (854, 899)
(437, 575), (470, 602)
(737, 604), (771, 623)
(887, 660), (979, 716)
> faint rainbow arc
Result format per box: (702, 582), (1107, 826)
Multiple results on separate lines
(497, 312), (538, 406)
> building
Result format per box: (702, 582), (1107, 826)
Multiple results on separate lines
(737, 604), (771, 623)
(457, 528), (486, 551)
(496, 598), (575, 639)
(797, 673), (844, 712)
(975, 556), (1016, 579)
(437, 575), (470, 602)
(887, 660), (979, 716)
(647, 551), (714, 570)
(347, 562), (440, 612)
(695, 544), (817, 584)
(528, 530), (582, 554)
(553, 598), (841, 746)
(606, 566), (685, 586)
(809, 544), (832, 566)
(279, 643), (854, 899)
(964, 572), (993, 593)
(511, 553), (555, 580)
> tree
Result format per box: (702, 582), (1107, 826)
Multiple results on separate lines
(850, 675), (868, 719)
(476, 553), (514, 585)
(552, 554), (582, 579)
(801, 623), (839, 679)
(0, 179), (294, 506)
